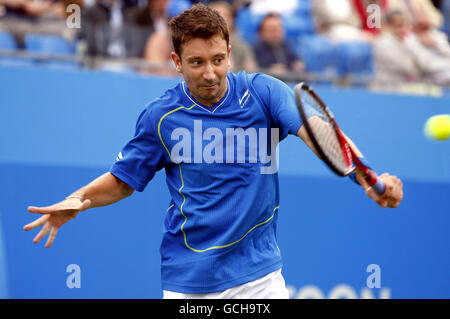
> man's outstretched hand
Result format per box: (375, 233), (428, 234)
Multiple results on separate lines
(24, 198), (91, 248)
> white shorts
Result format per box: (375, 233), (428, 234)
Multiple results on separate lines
(163, 268), (289, 299)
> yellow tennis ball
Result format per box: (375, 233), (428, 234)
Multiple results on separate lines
(424, 114), (450, 141)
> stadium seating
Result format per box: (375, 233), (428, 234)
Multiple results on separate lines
(24, 34), (76, 55)
(24, 33), (79, 69)
(335, 41), (374, 77)
(0, 30), (36, 67)
(0, 30), (17, 50)
(235, 2), (316, 45)
(295, 35), (338, 74)
(283, 13), (315, 39)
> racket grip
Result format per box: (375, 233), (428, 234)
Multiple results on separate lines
(366, 171), (386, 195)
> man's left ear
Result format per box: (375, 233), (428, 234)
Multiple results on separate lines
(228, 45), (232, 68)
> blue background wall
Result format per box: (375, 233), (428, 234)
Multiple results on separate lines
(0, 65), (449, 299)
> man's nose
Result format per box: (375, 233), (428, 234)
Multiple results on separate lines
(203, 63), (215, 81)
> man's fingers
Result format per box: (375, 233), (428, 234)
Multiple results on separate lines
(23, 215), (49, 231)
(27, 205), (58, 215)
(45, 227), (59, 248)
(28, 198), (92, 215)
(33, 223), (51, 244)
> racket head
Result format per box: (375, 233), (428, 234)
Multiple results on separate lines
(294, 82), (354, 177)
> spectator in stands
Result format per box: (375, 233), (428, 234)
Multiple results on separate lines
(412, 13), (450, 57)
(387, 0), (450, 57)
(126, 0), (170, 58)
(139, 0), (179, 75)
(81, 0), (152, 58)
(372, 9), (421, 89)
(372, 10), (450, 91)
(0, 0), (80, 47)
(81, 0), (128, 58)
(210, 1), (257, 73)
(312, 0), (383, 43)
(126, 0), (170, 33)
(252, 12), (304, 75)
(387, 0), (444, 29)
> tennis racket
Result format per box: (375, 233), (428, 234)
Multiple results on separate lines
(294, 82), (386, 195)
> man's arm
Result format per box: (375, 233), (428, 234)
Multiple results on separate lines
(296, 125), (403, 208)
(24, 172), (134, 248)
(65, 172), (134, 209)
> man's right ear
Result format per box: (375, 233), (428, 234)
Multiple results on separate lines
(171, 52), (182, 73)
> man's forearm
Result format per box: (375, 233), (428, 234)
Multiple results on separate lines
(68, 172), (134, 209)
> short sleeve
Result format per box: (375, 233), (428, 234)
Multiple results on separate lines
(109, 106), (166, 192)
(250, 73), (303, 140)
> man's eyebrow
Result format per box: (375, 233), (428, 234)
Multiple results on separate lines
(186, 53), (227, 60)
(186, 56), (203, 60)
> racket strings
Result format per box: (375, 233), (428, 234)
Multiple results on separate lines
(302, 92), (350, 174)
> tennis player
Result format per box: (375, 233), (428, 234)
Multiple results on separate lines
(24, 4), (403, 299)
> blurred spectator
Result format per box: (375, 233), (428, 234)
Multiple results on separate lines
(126, 0), (170, 32)
(0, 0), (80, 47)
(387, 0), (449, 53)
(126, 0), (171, 59)
(312, 0), (382, 43)
(210, 1), (257, 73)
(81, 0), (128, 58)
(372, 10), (450, 91)
(252, 12), (304, 75)
(80, 0), (157, 58)
(140, 0), (177, 75)
(412, 14), (450, 56)
(387, 0), (444, 28)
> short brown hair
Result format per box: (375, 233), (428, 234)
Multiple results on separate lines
(168, 3), (230, 57)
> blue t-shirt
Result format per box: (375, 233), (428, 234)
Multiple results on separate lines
(110, 71), (302, 293)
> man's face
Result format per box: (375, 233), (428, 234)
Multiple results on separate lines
(260, 16), (284, 46)
(171, 35), (230, 107)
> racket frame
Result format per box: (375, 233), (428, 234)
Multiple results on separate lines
(294, 82), (385, 194)
(294, 82), (353, 177)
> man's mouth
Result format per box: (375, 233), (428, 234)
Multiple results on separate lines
(201, 84), (217, 89)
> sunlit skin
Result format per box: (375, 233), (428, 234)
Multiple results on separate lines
(171, 35), (231, 107)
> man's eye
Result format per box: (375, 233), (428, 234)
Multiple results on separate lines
(191, 61), (201, 65)
(215, 58), (223, 63)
